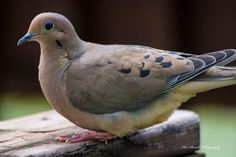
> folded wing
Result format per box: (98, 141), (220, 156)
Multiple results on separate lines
(65, 45), (236, 114)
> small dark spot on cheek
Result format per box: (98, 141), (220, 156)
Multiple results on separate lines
(59, 29), (65, 33)
(56, 40), (63, 48)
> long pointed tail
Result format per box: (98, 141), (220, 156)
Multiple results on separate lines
(194, 66), (236, 81)
(176, 65), (236, 95)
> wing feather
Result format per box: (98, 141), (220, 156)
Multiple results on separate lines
(65, 45), (236, 114)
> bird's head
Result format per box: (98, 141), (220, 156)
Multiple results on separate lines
(17, 12), (80, 52)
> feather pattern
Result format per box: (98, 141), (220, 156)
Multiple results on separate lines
(65, 46), (236, 114)
(18, 12), (236, 138)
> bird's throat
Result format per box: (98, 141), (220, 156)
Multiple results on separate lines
(38, 50), (70, 110)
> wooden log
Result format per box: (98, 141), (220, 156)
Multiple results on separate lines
(0, 110), (200, 157)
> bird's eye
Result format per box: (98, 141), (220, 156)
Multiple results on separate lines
(44, 22), (54, 31)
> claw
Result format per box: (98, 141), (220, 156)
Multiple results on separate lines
(55, 131), (116, 143)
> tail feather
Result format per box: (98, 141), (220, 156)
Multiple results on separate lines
(207, 49), (236, 66)
(177, 49), (236, 84)
(194, 66), (236, 81)
(161, 49), (236, 93)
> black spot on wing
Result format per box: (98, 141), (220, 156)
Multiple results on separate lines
(119, 68), (131, 74)
(140, 69), (150, 77)
(144, 54), (150, 59)
(161, 61), (172, 68)
(139, 62), (150, 77)
(155, 56), (164, 62)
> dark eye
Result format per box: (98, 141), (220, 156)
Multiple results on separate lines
(44, 22), (54, 31)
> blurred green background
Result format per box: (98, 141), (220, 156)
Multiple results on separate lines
(0, 0), (235, 157)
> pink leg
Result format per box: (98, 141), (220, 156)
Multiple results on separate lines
(55, 131), (116, 143)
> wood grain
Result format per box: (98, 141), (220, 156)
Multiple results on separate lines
(0, 110), (200, 157)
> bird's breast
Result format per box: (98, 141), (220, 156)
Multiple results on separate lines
(38, 53), (70, 113)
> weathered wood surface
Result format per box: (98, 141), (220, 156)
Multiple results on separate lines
(0, 110), (200, 157)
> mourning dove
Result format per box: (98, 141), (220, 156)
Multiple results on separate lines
(17, 12), (236, 143)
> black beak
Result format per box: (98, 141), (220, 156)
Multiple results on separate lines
(17, 32), (38, 46)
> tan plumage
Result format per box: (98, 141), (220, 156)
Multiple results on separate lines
(18, 12), (236, 141)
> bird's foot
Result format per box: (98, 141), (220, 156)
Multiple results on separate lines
(55, 131), (116, 143)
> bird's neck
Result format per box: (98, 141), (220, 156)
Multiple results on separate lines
(38, 46), (71, 111)
(37, 37), (97, 115)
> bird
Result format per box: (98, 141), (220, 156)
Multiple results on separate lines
(17, 12), (236, 143)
